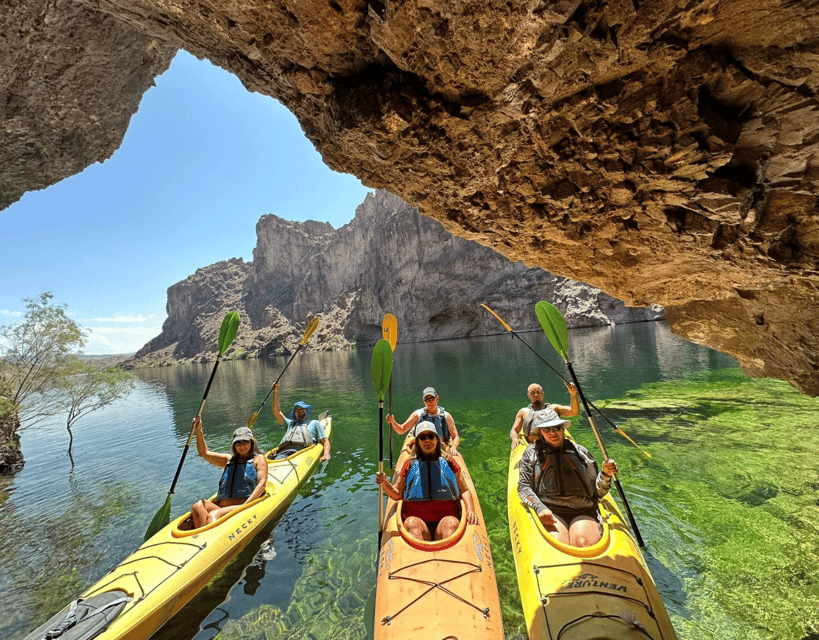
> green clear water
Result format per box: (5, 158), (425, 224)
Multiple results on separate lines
(1, 322), (817, 640)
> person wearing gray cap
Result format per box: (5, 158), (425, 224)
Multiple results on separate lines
(386, 386), (460, 456)
(517, 407), (617, 548)
(510, 381), (579, 449)
(189, 415), (269, 529)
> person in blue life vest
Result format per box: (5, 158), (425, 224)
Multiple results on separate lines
(270, 382), (330, 461)
(376, 421), (478, 541)
(386, 386), (461, 457)
(190, 417), (269, 529)
(510, 381), (579, 449)
(517, 408), (618, 548)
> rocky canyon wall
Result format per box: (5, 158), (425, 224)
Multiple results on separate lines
(3, 1), (818, 393)
(130, 190), (662, 365)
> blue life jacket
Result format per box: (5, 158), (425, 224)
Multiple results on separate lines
(419, 407), (450, 443)
(215, 458), (258, 501)
(405, 458), (460, 501)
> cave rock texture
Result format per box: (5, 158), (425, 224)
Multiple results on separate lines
(3, 0), (819, 394)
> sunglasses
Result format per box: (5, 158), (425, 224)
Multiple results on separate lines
(235, 440), (251, 445)
(538, 425), (564, 433)
(423, 397), (437, 402)
(417, 433), (437, 442)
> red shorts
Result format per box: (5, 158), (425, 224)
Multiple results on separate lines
(402, 499), (459, 522)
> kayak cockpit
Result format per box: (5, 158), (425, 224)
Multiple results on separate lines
(395, 497), (468, 551)
(527, 501), (612, 558)
(171, 491), (270, 538)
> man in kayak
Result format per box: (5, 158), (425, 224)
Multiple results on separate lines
(510, 381), (579, 448)
(517, 408), (617, 548)
(387, 386), (461, 456)
(376, 421), (478, 541)
(270, 382), (330, 461)
(190, 418), (269, 528)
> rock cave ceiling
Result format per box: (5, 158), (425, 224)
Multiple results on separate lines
(3, 0), (819, 394)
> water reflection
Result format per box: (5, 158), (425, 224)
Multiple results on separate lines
(5, 322), (818, 640)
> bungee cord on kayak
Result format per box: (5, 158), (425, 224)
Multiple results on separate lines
(381, 557), (491, 625)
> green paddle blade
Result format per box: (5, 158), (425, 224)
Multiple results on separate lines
(370, 339), (393, 401)
(535, 301), (569, 361)
(217, 311), (241, 356)
(144, 494), (172, 541)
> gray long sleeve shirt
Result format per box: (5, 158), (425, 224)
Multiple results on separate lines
(517, 441), (611, 515)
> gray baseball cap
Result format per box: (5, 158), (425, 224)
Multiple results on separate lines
(422, 387), (437, 399)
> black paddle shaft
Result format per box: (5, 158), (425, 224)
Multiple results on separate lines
(167, 355), (223, 496)
(565, 361), (646, 548)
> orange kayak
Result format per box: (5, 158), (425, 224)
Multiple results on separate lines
(374, 438), (504, 639)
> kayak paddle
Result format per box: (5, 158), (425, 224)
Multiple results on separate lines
(535, 300), (646, 547)
(382, 313), (398, 470)
(144, 310), (241, 541)
(246, 316), (320, 428)
(480, 303), (651, 458)
(371, 338), (393, 545)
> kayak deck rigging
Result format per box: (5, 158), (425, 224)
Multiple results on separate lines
(381, 556), (490, 625)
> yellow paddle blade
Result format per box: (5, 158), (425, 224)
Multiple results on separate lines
(480, 303), (513, 332)
(302, 316), (320, 345)
(247, 411), (260, 429)
(382, 313), (398, 351)
(616, 427), (652, 458)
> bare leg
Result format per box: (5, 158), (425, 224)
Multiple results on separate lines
(403, 516), (432, 541)
(191, 499), (220, 529)
(207, 503), (244, 525)
(568, 515), (602, 547)
(435, 516), (460, 540)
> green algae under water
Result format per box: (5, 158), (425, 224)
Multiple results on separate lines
(3, 328), (819, 640)
(214, 370), (819, 640)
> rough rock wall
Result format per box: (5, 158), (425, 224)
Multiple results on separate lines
(4, 0), (819, 393)
(130, 190), (662, 365)
(0, 0), (175, 209)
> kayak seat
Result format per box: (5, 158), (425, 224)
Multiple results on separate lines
(396, 497), (469, 551)
(171, 491), (270, 538)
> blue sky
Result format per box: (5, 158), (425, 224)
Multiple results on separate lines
(1, 52), (372, 355)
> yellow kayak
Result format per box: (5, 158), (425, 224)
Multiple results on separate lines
(374, 437), (504, 639)
(508, 440), (679, 640)
(25, 414), (332, 640)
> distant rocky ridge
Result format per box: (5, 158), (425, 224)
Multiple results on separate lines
(128, 191), (663, 366)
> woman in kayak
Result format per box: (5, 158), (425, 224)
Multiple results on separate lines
(375, 421), (478, 541)
(190, 416), (269, 528)
(517, 408), (617, 548)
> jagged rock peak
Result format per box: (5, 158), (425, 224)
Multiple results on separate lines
(127, 190), (662, 367)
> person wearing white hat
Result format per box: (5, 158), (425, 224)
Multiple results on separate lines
(376, 421), (477, 541)
(517, 407), (617, 548)
(386, 386), (461, 456)
(510, 381), (579, 449)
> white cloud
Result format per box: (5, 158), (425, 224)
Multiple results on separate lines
(90, 314), (158, 323)
(83, 325), (163, 355)
(1, 309), (22, 317)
